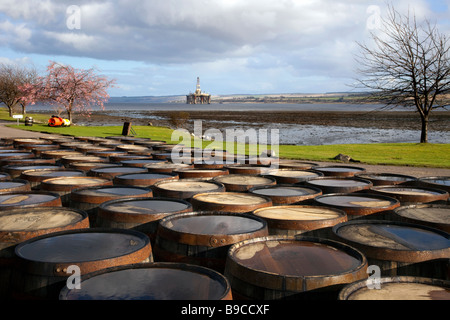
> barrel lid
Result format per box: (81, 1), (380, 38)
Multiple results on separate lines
(314, 193), (400, 216)
(119, 159), (166, 166)
(0, 191), (61, 208)
(113, 172), (179, 186)
(0, 172), (11, 181)
(312, 165), (366, 176)
(369, 186), (449, 203)
(99, 197), (192, 217)
(253, 205), (346, 222)
(13, 138), (50, 145)
(356, 172), (417, 185)
(418, 176), (450, 192)
(227, 235), (367, 292)
(0, 207), (88, 233)
(332, 220), (450, 262)
(213, 174), (276, 186)
(41, 176), (112, 189)
(145, 162), (193, 171)
(193, 192), (272, 206)
(264, 169), (323, 179)
(393, 204), (450, 232)
(278, 160), (318, 169)
(160, 211), (267, 237)
(249, 185), (322, 198)
(89, 166), (147, 175)
(14, 228), (151, 275)
(306, 177), (372, 188)
(59, 262), (232, 300)
(339, 276), (450, 300)
(0, 152), (34, 159)
(72, 185), (152, 198)
(0, 179), (30, 192)
(224, 164), (273, 175)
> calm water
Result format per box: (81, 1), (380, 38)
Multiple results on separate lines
(32, 102), (449, 145)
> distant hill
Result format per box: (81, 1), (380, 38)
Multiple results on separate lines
(109, 96), (185, 103)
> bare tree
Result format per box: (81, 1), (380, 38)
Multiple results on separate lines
(355, 5), (450, 143)
(0, 63), (38, 117)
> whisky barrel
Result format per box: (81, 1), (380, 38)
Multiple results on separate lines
(152, 179), (226, 200)
(154, 211), (268, 272)
(68, 162), (122, 172)
(119, 159), (167, 168)
(96, 197), (193, 244)
(60, 155), (107, 167)
(19, 144), (59, 157)
(70, 185), (153, 226)
(339, 276), (450, 300)
(263, 169), (323, 184)
(109, 154), (152, 163)
(0, 179), (31, 193)
(355, 172), (417, 186)
(304, 177), (373, 194)
(13, 138), (50, 148)
(224, 235), (368, 300)
(2, 164), (63, 179)
(249, 185), (322, 205)
(191, 192), (273, 213)
(278, 160), (318, 170)
(59, 262), (233, 300)
(312, 165), (366, 177)
(0, 207), (89, 298)
(369, 186), (449, 205)
(0, 172), (11, 181)
(332, 220), (450, 280)
(86, 150), (127, 158)
(0, 157), (56, 169)
(0, 191), (62, 210)
(144, 162), (194, 173)
(20, 168), (86, 189)
(393, 204), (450, 233)
(40, 150), (83, 160)
(416, 176), (450, 193)
(113, 172), (179, 187)
(174, 168), (229, 179)
(0, 152), (35, 161)
(313, 193), (401, 220)
(212, 174), (276, 192)
(40, 176), (113, 206)
(87, 166), (147, 179)
(12, 228), (152, 300)
(224, 164), (273, 175)
(252, 205), (347, 236)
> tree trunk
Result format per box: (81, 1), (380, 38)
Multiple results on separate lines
(420, 114), (429, 143)
(8, 106), (12, 117)
(21, 104), (26, 115)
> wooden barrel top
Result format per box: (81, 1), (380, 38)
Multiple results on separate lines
(14, 228), (151, 275)
(59, 262), (232, 300)
(369, 186), (449, 204)
(191, 192), (273, 213)
(264, 169), (323, 183)
(113, 172), (179, 186)
(0, 207), (89, 244)
(225, 165), (273, 175)
(0, 180), (31, 193)
(0, 191), (61, 209)
(41, 176), (112, 192)
(393, 204), (450, 233)
(278, 160), (318, 170)
(225, 236), (367, 292)
(339, 276), (450, 300)
(212, 174), (276, 192)
(88, 166), (147, 179)
(356, 173), (417, 186)
(175, 168), (229, 179)
(40, 150), (83, 159)
(145, 162), (193, 173)
(304, 177), (373, 194)
(312, 165), (366, 177)
(71, 186), (153, 204)
(154, 179), (224, 193)
(249, 185), (322, 205)
(417, 176), (450, 193)
(314, 193), (400, 216)
(332, 220), (450, 262)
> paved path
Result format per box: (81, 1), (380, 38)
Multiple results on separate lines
(1, 120), (449, 178)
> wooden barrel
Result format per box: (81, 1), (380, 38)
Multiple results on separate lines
(312, 165), (366, 177)
(393, 204), (450, 233)
(0, 207), (89, 298)
(416, 176), (450, 193)
(59, 262), (233, 300)
(2, 164), (63, 179)
(13, 138), (50, 148)
(87, 166), (148, 179)
(249, 185), (322, 205)
(263, 169), (324, 184)
(154, 211), (268, 272)
(96, 197), (193, 244)
(0, 157), (56, 169)
(68, 162), (122, 172)
(144, 162), (194, 173)
(304, 177), (373, 194)
(152, 179), (225, 200)
(70, 185), (153, 226)
(40, 176), (113, 206)
(313, 193), (401, 220)
(369, 186), (449, 205)
(60, 155), (107, 167)
(113, 172), (179, 187)
(20, 168), (86, 189)
(252, 205), (347, 236)
(174, 168), (229, 179)
(0, 191), (62, 210)
(86, 150), (127, 158)
(224, 164), (273, 175)
(119, 159), (167, 168)
(212, 174), (276, 192)
(0, 179), (31, 193)
(332, 220), (450, 280)
(224, 235), (368, 300)
(0, 152), (35, 161)
(115, 144), (152, 154)
(12, 228), (153, 300)
(191, 192), (273, 213)
(339, 276), (450, 300)
(19, 144), (59, 157)
(278, 160), (318, 170)
(355, 172), (417, 186)
(109, 154), (152, 163)
(40, 150), (83, 160)
(0, 172), (11, 181)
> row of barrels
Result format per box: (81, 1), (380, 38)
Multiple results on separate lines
(0, 135), (449, 300)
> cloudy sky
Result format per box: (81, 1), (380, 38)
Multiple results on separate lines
(1, 0), (449, 97)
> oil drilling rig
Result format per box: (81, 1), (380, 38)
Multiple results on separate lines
(186, 77), (211, 104)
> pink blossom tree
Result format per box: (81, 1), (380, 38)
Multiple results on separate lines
(41, 61), (115, 123)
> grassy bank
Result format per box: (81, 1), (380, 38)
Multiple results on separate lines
(4, 120), (450, 168)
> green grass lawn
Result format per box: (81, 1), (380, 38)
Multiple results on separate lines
(2, 109), (449, 168)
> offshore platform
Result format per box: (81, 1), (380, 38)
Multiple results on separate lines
(186, 77), (211, 104)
